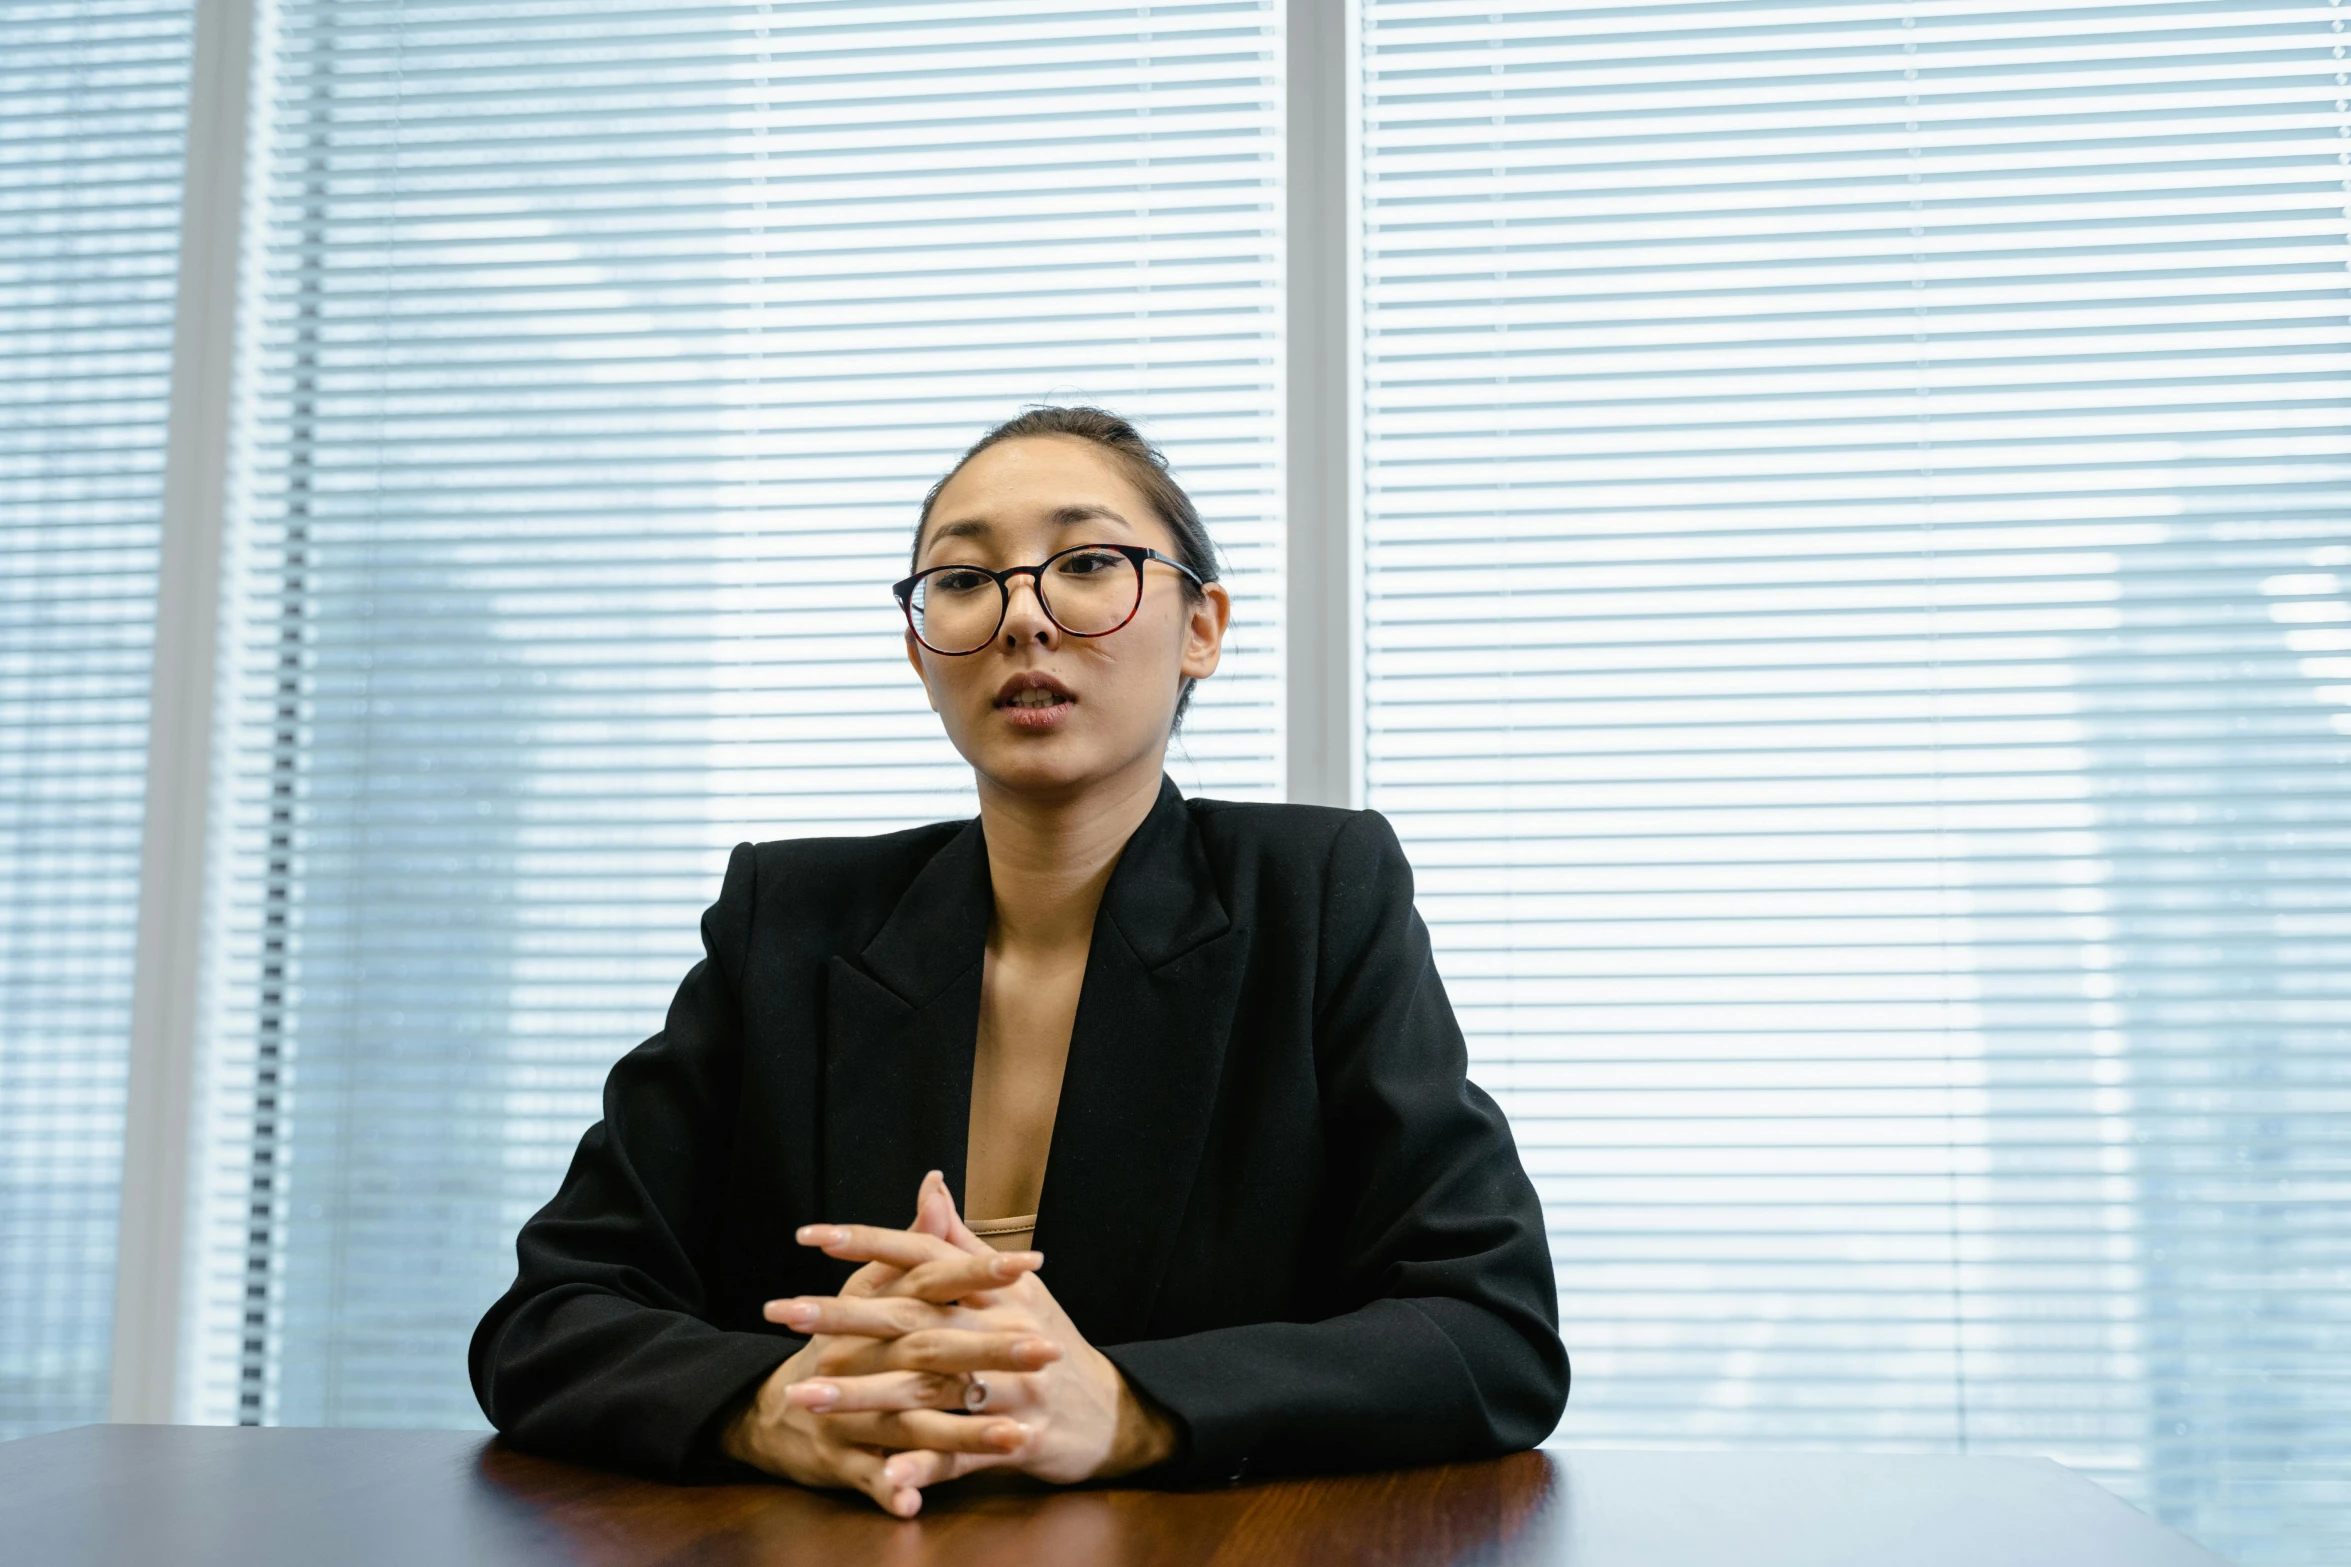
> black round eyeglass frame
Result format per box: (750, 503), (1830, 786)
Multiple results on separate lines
(893, 542), (1205, 656)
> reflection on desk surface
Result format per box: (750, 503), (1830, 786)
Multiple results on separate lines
(0, 1424), (2229, 1567)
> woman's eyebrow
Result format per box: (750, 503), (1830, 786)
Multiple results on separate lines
(929, 517), (994, 546)
(1049, 503), (1131, 529)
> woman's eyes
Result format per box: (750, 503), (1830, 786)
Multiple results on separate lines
(926, 550), (1122, 591)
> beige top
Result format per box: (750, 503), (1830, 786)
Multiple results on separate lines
(966, 1213), (1039, 1252)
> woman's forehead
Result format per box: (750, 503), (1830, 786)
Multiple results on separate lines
(926, 502), (1132, 554)
(920, 437), (1165, 560)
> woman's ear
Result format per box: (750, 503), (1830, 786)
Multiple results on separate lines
(1179, 581), (1231, 682)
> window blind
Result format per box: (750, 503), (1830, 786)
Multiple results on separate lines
(189, 0), (1282, 1428)
(1357, 3), (2349, 1563)
(0, 0), (191, 1438)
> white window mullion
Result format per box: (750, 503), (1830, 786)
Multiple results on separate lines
(111, 0), (260, 1426)
(1284, 0), (1362, 808)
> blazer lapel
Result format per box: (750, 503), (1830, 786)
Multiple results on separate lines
(819, 776), (1252, 1341)
(1032, 776), (1249, 1345)
(821, 816), (991, 1228)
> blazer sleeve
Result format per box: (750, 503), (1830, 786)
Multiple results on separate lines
(467, 841), (805, 1480)
(1102, 808), (1569, 1484)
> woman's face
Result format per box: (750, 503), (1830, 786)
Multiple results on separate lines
(905, 435), (1230, 800)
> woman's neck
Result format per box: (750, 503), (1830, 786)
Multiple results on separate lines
(975, 752), (1164, 952)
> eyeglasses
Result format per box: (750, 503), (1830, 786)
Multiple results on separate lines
(893, 542), (1204, 656)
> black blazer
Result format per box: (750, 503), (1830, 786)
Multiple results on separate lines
(469, 775), (1567, 1486)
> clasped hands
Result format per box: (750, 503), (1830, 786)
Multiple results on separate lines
(721, 1170), (1178, 1516)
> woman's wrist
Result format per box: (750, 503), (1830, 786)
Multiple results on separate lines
(719, 1393), (761, 1468)
(719, 1371), (780, 1470)
(720, 1345), (813, 1471)
(1095, 1369), (1180, 1479)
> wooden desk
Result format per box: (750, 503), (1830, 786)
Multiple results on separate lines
(0, 1424), (2226, 1566)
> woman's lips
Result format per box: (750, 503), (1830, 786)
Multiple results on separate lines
(994, 672), (1075, 730)
(996, 689), (1073, 731)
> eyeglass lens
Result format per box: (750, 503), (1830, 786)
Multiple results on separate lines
(909, 547), (1141, 653)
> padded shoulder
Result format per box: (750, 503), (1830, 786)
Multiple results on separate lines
(1185, 795), (1359, 851)
(738, 816), (969, 952)
(1184, 795), (1386, 879)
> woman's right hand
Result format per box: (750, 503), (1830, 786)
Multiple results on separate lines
(718, 1183), (1058, 1516)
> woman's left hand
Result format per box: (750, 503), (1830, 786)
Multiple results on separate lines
(763, 1170), (1179, 1496)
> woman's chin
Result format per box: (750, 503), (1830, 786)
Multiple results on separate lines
(965, 729), (1081, 782)
(963, 730), (1139, 801)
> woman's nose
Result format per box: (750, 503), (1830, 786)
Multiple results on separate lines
(1000, 573), (1059, 646)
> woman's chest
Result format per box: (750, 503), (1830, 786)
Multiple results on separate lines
(963, 941), (1088, 1220)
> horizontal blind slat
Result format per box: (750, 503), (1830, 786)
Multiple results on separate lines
(1360, 4), (2351, 1562)
(190, 0), (1283, 1441)
(0, 0), (190, 1442)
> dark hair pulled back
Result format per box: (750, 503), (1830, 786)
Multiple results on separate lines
(913, 405), (1219, 730)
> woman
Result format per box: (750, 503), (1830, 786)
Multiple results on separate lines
(469, 407), (1568, 1516)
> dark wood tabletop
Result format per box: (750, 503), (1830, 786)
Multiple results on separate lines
(0, 1423), (2227, 1566)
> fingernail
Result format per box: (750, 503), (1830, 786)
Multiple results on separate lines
(786, 1381), (836, 1410)
(773, 1301), (817, 1328)
(796, 1225), (843, 1246)
(994, 1421), (1030, 1448)
(884, 1456), (914, 1485)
